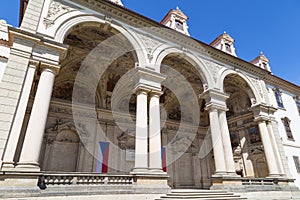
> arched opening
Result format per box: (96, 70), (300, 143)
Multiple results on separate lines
(224, 74), (268, 178)
(26, 22), (140, 173)
(160, 53), (211, 189)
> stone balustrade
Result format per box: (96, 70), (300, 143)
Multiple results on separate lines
(241, 178), (275, 186)
(41, 173), (134, 186)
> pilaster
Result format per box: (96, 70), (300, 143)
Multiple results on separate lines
(0, 29), (39, 169)
(2, 60), (39, 170)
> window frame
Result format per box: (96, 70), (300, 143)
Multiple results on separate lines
(282, 117), (294, 141)
(294, 96), (300, 114)
(273, 88), (284, 108)
(293, 156), (300, 173)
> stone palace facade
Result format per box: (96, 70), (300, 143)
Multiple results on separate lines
(0, 0), (300, 199)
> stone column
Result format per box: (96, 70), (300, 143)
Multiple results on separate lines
(149, 90), (163, 172)
(17, 64), (59, 171)
(208, 108), (227, 175)
(219, 110), (236, 175)
(257, 120), (280, 177)
(266, 120), (285, 176)
(132, 87), (149, 172)
(2, 61), (38, 170)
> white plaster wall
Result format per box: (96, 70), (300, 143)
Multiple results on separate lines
(284, 145), (300, 187)
(267, 87), (300, 187)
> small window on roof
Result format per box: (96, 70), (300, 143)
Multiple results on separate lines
(225, 43), (231, 53)
(175, 19), (184, 31)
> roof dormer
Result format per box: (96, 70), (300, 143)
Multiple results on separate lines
(251, 52), (271, 72)
(210, 32), (237, 57)
(161, 7), (190, 36)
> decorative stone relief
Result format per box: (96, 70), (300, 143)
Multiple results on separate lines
(117, 131), (135, 150)
(203, 60), (221, 83)
(249, 76), (263, 99)
(44, 1), (77, 29)
(133, 31), (164, 61)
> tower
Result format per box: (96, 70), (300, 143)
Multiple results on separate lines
(161, 6), (190, 36)
(251, 51), (271, 72)
(210, 32), (237, 57)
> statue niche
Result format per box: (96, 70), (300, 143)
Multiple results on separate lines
(43, 122), (80, 172)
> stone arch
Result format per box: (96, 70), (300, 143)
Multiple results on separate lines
(154, 46), (213, 89)
(218, 69), (262, 105)
(156, 48), (213, 188)
(53, 14), (147, 65)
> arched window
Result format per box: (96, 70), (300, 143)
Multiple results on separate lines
(175, 19), (184, 31)
(274, 89), (284, 108)
(282, 117), (294, 140)
(262, 62), (267, 70)
(225, 43), (231, 53)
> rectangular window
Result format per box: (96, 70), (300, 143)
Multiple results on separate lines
(293, 156), (300, 173)
(274, 89), (284, 108)
(282, 117), (294, 140)
(295, 97), (300, 114)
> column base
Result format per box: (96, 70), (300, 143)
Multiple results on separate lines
(130, 168), (150, 175)
(15, 162), (40, 172)
(1, 162), (15, 171)
(226, 172), (240, 177)
(267, 174), (281, 178)
(148, 168), (166, 175)
(213, 171), (227, 176)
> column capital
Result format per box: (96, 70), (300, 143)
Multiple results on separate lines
(250, 103), (276, 122)
(133, 67), (166, 92)
(40, 62), (60, 75)
(28, 60), (39, 68)
(200, 89), (229, 112)
(254, 117), (269, 123)
(149, 90), (163, 98)
(134, 86), (151, 95)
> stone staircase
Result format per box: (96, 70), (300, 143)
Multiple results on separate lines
(155, 189), (247, 200)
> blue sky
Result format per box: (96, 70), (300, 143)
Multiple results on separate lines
(1, 0), (300, 86)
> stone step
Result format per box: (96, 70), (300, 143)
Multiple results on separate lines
(156, 197), (246, 200)
(168, 192), (235, 196)
(171, 190), (225, 193)
(161, 194), (240, 198)
(155, 189), (247, 200)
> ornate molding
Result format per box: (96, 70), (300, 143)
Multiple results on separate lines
(203, 60), (222, 83)
(248, 76), (263, 99)
(133, 30), (164, 61)
(44, 1), (76, 29)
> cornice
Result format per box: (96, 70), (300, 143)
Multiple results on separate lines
(263, 73), (300, 96)
(63, 0), (299, 95)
